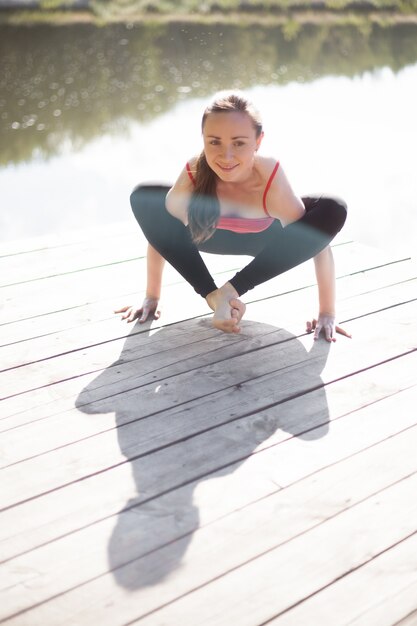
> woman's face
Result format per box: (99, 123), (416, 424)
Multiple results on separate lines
(202, 111), (263, 181)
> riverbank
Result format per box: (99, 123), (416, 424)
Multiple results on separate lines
(1, 0), (417, 25)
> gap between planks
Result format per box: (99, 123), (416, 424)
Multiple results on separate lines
(0, 406), (416, 625)
(2, 257), (416, 408)
(1, 297), (417, 485)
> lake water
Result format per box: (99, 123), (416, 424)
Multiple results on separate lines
(1, 21), (416, 255)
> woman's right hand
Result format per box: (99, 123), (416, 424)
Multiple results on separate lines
(114, 297), (161, 324)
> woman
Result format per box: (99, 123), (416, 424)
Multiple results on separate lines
(118, 92), (349, 341)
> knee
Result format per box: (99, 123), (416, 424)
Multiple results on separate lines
(324, 195), (347, 233)
(130, 183), (169, 223)
(130, 184), (154, 217)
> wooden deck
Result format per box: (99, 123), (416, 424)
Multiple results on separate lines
(1, 223), (417, 626)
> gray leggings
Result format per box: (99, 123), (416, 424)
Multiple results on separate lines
(130, 184), (347, 297)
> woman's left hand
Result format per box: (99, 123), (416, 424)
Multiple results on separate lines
(306, 313), (352, 342)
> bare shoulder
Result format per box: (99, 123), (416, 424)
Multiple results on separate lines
(165, 156), (198, 225)
(185, 155), (199, 178)
(260, 157), (306, 225)
(255, 155), (278, 182)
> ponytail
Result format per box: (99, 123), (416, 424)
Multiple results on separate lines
(187, 152), (220, 244)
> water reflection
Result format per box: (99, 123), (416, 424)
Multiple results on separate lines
(1, 21), (417, 166)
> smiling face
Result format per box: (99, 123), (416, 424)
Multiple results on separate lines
(202, 111), (263, 182)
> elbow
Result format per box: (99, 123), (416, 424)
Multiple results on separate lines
(281, 197), (306, 227)
(165, 188), (189, 225)
(297, 197), (307, 220)
(164, 188), (174, 215)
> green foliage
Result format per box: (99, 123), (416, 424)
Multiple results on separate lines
(282, 18), (301, 41)
(5, 0), (417, 17)
(39, 0), (71, 7)
(91, 0), (417, 12)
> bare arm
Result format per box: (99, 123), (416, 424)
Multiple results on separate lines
(314, 245), (336, 316)
(146, 243), (165, 299)
(265, 164), (306, 226)
(165, 160), (196, 225)
(114, 243), (165, 323)
(306, 245), (351, 341)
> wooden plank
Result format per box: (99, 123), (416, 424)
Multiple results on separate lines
(1, 240), (407, 324)
(1, 307), (416, 517)
(0, 271), (195, 349)
(3, 249), (412, 415)
(0, 257), (402, 353)
(0, 220), (250, 286)
(2, 240), (406, 351)
(0, 230), (145, 288)
(0, 221), (137, 257)
(0, 351), (416, 563)
(1, 289), (417, 467)
(2, 256), (416, 422)
(267, 533), (417, 626)
(1, 344), (416, 560)
(0, 233), (415, 625)
(1, 316), (223, 397)
(1, 298), (417, 502)
(3, 338), (417, 471)
(2, 254), (416, 425)
(0, 227), (349, 286)
(2, 255), (416, 372)
(394, 608), (417, 626)
(1, 257), (184, 325)
(122, 475), (417, 626)
(3, 262), (413, 370)
(1, 405), (416, 624)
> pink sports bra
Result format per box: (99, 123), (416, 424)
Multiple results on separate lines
(185, 161), (279, 234)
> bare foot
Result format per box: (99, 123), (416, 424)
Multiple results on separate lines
(206, 284), (246, 334)
(230, 298), (246, 325)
